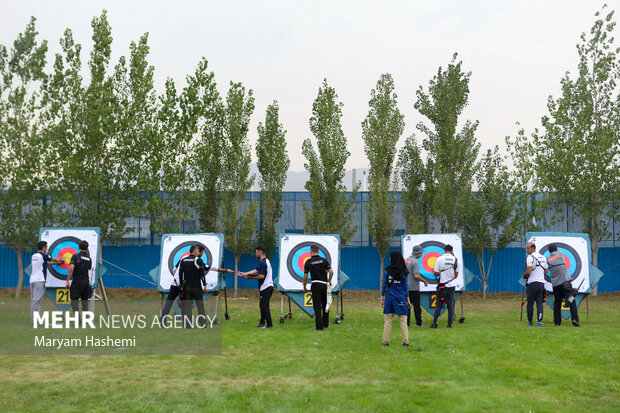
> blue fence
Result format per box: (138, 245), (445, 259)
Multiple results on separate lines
(2, 245), (618, 293)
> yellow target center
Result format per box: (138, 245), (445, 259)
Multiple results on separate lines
(428, 256), (437, 269)
(62, 253), (72, 264)
(303, 257), (310, 266)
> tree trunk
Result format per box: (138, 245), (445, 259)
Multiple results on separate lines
(482, 280), (487, 300)
(234, 256), (239, 298)
(378, 255), (384, 296)
(15, 248), (24, 297)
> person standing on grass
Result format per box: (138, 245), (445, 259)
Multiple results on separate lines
(161, 245), (233, 327)
(65, 240), (92, 317)
(546, 243), (579, 327)
(303, 244), (334, 331)
(30, 241), (64, 324)
(238, 246), (274, 328)
(430, 245), (458, 329)
(522, 242), (548, 327)
(405, 245), (428, 327)
(381, 250), (412, 346)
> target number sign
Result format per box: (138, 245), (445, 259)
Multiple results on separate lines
(402, 234), (465, 292)
(304, 292), (313, 307)
(529, 235), (590, 293)
(278, 235), (340, 291)
(56, 289), (70, 304)
(158, 234), (223, 292)
(40, 228), (99, 288)
(429, 293), (438, 308)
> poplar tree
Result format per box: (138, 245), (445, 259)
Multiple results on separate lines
(256, 101), (289, 258)
(0, 17), (49, 296)
(362, 73), (404, 292)
(303, 79), (358, 246)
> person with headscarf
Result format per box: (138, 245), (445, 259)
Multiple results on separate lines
(381, 250), (412, 346)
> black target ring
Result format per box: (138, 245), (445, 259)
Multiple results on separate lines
(167, 241), (213, 274)
(540, 242), (582, 283)
(286, 241), (332, 283)
(48, 236), (82, 281)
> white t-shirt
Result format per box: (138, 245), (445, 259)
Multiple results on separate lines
(258, 258), (273, 291)
(30, 252), (51, 283)
(434, 254), (458, 284)
(526, 252), (548, 284)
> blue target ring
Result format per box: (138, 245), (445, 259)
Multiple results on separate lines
(286, 241), (331, 283)
(167, 241), (212, 274)
(48, 236), (81, 280)
(541, 242), (582, 282)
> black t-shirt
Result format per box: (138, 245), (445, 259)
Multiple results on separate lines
(179, 256), (209, 288)
(70, 251), (92, 283)
(303, 255), (331, 283)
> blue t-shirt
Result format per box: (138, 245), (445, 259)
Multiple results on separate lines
(382, 269), (409, 301)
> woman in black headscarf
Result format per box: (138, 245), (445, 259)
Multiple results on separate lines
(381, 250), (412, 346)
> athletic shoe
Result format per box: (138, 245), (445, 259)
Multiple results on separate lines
(402, 343), (409, 347)
(528, 323), (533, 327)
(257, 324), (266, 328)
(430, 324), (438, 329)
(266, 325), (274, 329)
(382, 342), (389, 346)
(447, 325), (452, 328)
(417, 324), (425, 328)
(537, 322), (542, 327)
(572, 320), (580, 327)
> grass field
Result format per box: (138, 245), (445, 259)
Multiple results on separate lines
(0, 290), (618, 412)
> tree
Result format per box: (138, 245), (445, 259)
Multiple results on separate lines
(256, 100), (290, 258)
(415, 54), (480, 232)
(530, 6), (620, 270)
(112, 33), (161, 237)
(220, 82), (257, 297)
(397, 135), (434, 234)
(182, 58), (225, 233)
(461, 147), (519, 298)
(362, 73), (405, 292)
(302, 79), (359, 246)
(51, 11), (133, 244)
(0, 17), (50, 296)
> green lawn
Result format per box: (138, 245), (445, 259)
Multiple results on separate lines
(0, 291), (618, 412)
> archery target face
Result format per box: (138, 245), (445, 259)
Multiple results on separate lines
(159, 234), (222, 292)
(528, 235), (590, 293)
(402, 234), (465, 291)
(278, 235), (339, 291)
(41, 229), (99, 288)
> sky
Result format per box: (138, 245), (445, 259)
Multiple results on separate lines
(1, 0), (618, 172)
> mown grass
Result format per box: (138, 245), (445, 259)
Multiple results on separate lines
(0, 291), (618, 412)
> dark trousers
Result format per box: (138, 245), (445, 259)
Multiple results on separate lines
(259, 286), (273, 327)
(311, 284), (329, 330)
(160, 285), (181, 319)
(181, 286), (206, 328)
(433, 287), (455, 326)
(553, 284), (579, 325)
(526, 281), (545, 323)
(407, 291), (422, 326)
(70, 282), (89, 313)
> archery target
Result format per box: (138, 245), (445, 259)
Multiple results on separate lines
(40, 228), (99, 288)
(528, 235), (590, 293)
(278, 235), (339, 291)
(402, 234), (465, 292)
(159, 234), (222, 292)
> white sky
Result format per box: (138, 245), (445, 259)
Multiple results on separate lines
(2, 0), (617, 171)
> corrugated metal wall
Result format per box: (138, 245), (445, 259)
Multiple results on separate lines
(2, 244), (618, 293)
